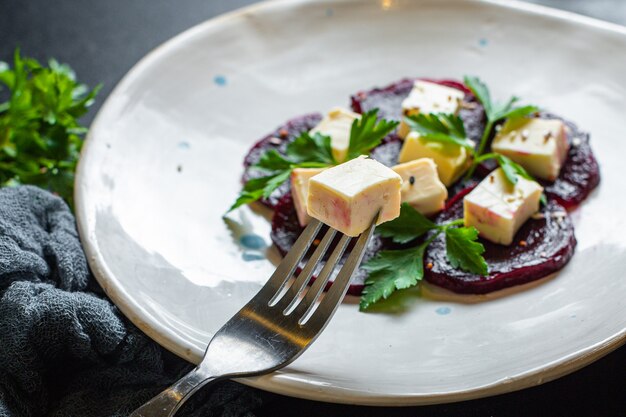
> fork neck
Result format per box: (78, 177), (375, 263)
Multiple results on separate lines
(130, 367), (218, 417)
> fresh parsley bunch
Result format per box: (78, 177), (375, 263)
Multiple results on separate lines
(0, 49), (100, 207)
(229, 109), (398, 211)
(360, 203), (487, 310)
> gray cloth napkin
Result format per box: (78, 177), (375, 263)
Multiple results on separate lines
(0, 186), (263, 417)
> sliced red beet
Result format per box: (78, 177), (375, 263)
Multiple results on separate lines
(350, 77), (487, 145)
(241, 113), (322, 209)
(270, 192), (389, 295)
(540, 113), (600, 209)
(368, 134), (403, 167)
(424, 187), (577, 294)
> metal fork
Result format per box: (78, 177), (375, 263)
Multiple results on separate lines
(130, 216), (377, 417)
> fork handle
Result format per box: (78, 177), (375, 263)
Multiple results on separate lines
(130, 367), (218, 417)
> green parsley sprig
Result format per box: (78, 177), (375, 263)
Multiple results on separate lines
(360, 203), (487, 310)
(0, 49), (100, 207)
(404, 113), (475, 153)
(347, 109), (399, 159)
(473, 153), (534, 185)
(228, 131), (333, 211)
(229, 109), (398, 212)
(474, 152), (547, 205)
(463, 75), (538, 176)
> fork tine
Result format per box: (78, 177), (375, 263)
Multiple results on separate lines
(257, 219), (322, 300)
(273, 226), (337, 311)
(291, 233), (351, 320)
(301, 218), (377, 328)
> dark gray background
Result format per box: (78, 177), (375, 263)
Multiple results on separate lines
(1, 1), (624, 416)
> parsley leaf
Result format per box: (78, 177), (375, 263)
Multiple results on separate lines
(472, 152), (547, 205)
(494, 154), (534, 185)
(463, 75), (538, 158)
(405, 113), (475, 153)
(464, 76), (539, 125)
(361, 206), (489, 310)
(0, 49), (100, 208)
(475, 153), (535, 185)
(376, 203), (436, 244)
(228, 170), (293, 212)
(444, 226), (488, 276)
(256, 150), (293, 171)
(463, 76), (492, 116)
(286, 131), (336, 165)
(347, 109), (399, 159)
(360, 244), (429, 310)
(493, 103), (539, 122)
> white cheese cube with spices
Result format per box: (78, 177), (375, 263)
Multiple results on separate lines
(492, 117), (569, 181)
(398, 131), (473, 186)
(309, 107), (360, 163)
(463, 168), (543, 245)
(307, 156), (402, 237)
(290, 167), (328, 227)
(392, 158), (447, 216)
(398, 81), (465, 138)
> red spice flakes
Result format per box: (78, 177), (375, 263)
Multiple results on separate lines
(278, 128), (289, 138)
(312, 239), (321, 246)
(519, 240), (528, 247)
(426, 262), (433, 270)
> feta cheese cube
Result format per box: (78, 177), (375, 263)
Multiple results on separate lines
(464, 168), (544, 245)
(307, 156), (402, 236)
(398, 131), (473, 186)
(492, 118), (569, 181)
(290, 167), (327, 227)
(398, 81), (465, 138)
(309, 107), (360, 163)
(392, 158), (447, 216)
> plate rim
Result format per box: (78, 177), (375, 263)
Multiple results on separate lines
(75, 0), (626, 406)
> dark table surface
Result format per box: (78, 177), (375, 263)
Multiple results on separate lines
(1, 1), (624, 416)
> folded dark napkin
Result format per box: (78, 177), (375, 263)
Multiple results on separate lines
(0, 186), (262, 417)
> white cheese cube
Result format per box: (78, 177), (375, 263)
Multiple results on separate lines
(492, 118), (569, 181)
(307, 156), (402, 236)
(398, 131), (472, 186)
(398, 81), (465, 138)
(392, 158), (447, 216)
(464, 168), (543, 245)
(290, 167), (327, 227)
(309, 107), (360, 163)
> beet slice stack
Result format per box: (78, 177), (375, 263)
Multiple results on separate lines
(239, 77), (599, 296)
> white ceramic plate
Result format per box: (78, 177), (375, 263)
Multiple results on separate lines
(76, 0), (626, 406)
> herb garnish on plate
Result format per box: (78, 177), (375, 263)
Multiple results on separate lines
(229, 109), (398, 211)
(360, 203), (487, 310)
